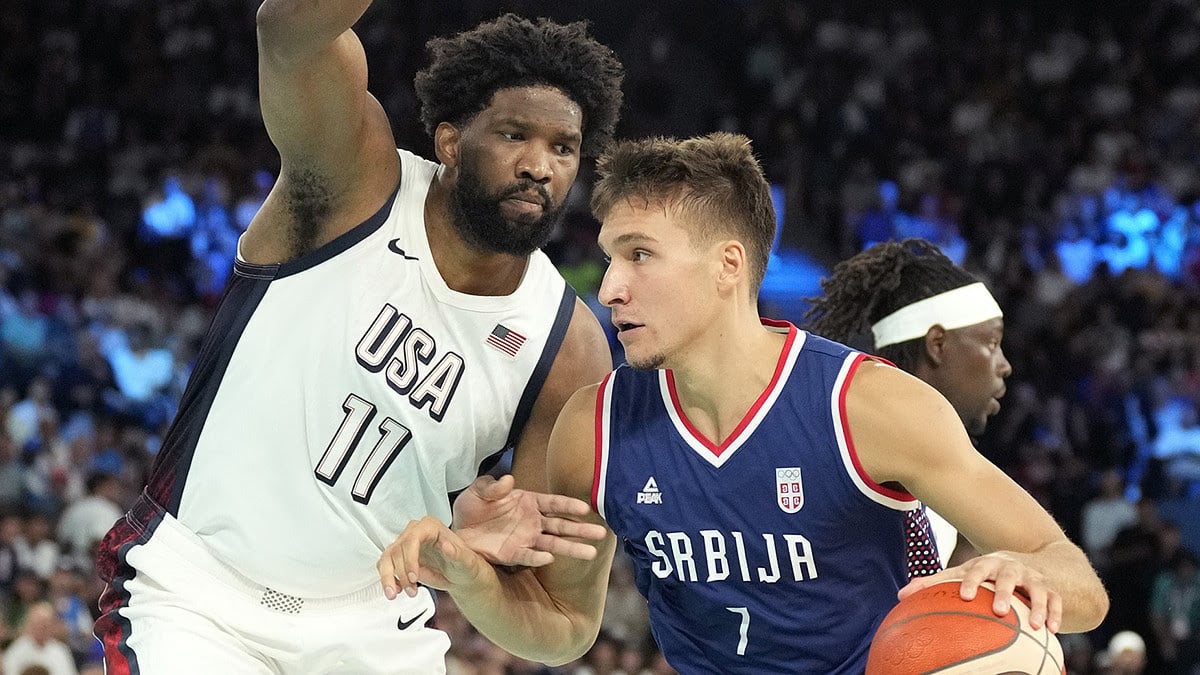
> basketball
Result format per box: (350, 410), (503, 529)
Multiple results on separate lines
(865, 581), (1065, 675)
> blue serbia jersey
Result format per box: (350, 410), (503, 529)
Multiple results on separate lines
(593, 322), (919, 674)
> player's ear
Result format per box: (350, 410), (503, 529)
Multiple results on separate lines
(716, 240), (746, 293)
(922, 325), (948, 366)
(433, 122), (461, 168)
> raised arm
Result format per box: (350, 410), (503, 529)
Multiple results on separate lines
(846, 360), (1108, 633)
(247, 0), (400, 262)
(378, 383), (617, 665)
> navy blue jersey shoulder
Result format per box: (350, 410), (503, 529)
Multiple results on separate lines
(796, 330), (858, 359)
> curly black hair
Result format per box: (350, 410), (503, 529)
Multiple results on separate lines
(414, 14), (624, 158)
(802, 239), (980, 372)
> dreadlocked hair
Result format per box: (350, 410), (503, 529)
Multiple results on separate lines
(414, 14), (624, 158)
(802, 239), (979, 372)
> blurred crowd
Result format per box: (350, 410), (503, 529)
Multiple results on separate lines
(3, 0), (1200, 673)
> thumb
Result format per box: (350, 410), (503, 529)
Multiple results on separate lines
(472, 474), (515, 501)
(433, 528), (487, 584)
(898, 574), (941, 601)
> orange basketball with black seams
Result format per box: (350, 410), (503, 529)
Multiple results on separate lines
(866, 581), (1065, 675)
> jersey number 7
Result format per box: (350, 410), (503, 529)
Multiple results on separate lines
(726, 606), (750, 656)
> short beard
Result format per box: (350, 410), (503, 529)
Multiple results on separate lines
(451, 155), (564, 256)
(626, 353), (665, 371)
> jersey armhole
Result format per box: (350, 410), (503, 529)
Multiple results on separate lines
(503, 283), (576, 450)
(591, 371), (615, 517)
(832, 353), (920, 510)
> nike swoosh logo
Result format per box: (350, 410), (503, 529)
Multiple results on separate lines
(397, 607), (432, 631)
(388, 239), (419, 260)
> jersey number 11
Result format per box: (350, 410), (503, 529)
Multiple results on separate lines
(314, 393), (413, 504)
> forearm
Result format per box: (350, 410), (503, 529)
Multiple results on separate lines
(256, 0), (375, 60)
(448, 565), (601, 665)
(1003, 540), (1108, 633)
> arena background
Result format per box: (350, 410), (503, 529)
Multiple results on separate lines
(1, 1), (1198, 673)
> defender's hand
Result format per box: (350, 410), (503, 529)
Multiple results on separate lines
(452, 475), (605, 567)
(378, 516), (488, 600)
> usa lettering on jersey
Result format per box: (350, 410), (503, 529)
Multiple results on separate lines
(354, 304), (465, 422)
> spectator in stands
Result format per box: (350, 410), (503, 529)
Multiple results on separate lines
(54, 473), (121, 568)
(15, 513), (60, 581)
(1, 601), (78, 675)
(1150, 550), (1200, 673)
(1082, 468), (1139, 565)
(97, 321), (174, 428)
(1102, 630), (1148, 675)
(46, 565), (95, 670)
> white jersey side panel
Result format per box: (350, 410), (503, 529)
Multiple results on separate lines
(169, 150), (572, 597)
(925, 506), (958, 567)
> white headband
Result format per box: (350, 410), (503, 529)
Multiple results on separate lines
(870, 282), (1003, 349)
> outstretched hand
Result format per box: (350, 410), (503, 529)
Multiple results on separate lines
(452, 474), (607, 567)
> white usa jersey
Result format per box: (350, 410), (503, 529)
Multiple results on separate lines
(98, 150), (576, 598)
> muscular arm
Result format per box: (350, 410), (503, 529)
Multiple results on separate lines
(847, 361), (1108, 633)
(477, 384), (616, 664)
(381, 307), (613, 663)
(448, 300), (611, 564)
(386, 385), (616, 664)
(248, 0), (400, 262)
(509, 298), (613, 494)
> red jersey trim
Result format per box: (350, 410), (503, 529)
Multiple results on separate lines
(591, 372), (613, 513)
(837, 354), (916, 502)
(664, 323), (798, 457)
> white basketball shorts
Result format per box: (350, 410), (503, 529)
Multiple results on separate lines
(94, 494), (450, 674)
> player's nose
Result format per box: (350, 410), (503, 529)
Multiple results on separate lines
(599, 265), (627, 307)
(516, 145), (553, 185)
(996, 346), (1012, 379)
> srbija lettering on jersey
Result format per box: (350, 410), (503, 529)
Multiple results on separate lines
(594, 323), (918, 674)
(108, 150), (575, 597)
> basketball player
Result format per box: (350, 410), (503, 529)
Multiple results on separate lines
(379, 133), (1108, 672)
(92, 10), (622, 674)
(804, 239), (1010, 570)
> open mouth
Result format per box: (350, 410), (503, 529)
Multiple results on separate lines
(614, 320), (643, 333)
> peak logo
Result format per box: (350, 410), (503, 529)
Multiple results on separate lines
(637, 477), (662, 504)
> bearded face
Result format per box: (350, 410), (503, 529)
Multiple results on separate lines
(450, 146), (568, 256)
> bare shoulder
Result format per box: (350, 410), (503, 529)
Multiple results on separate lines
(538, 298), (613, 414)
(507, 297), (611, 493)
(843, 359), (968, 486)
(848, 359), (943, 406)
(546, 381), (605, 503)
